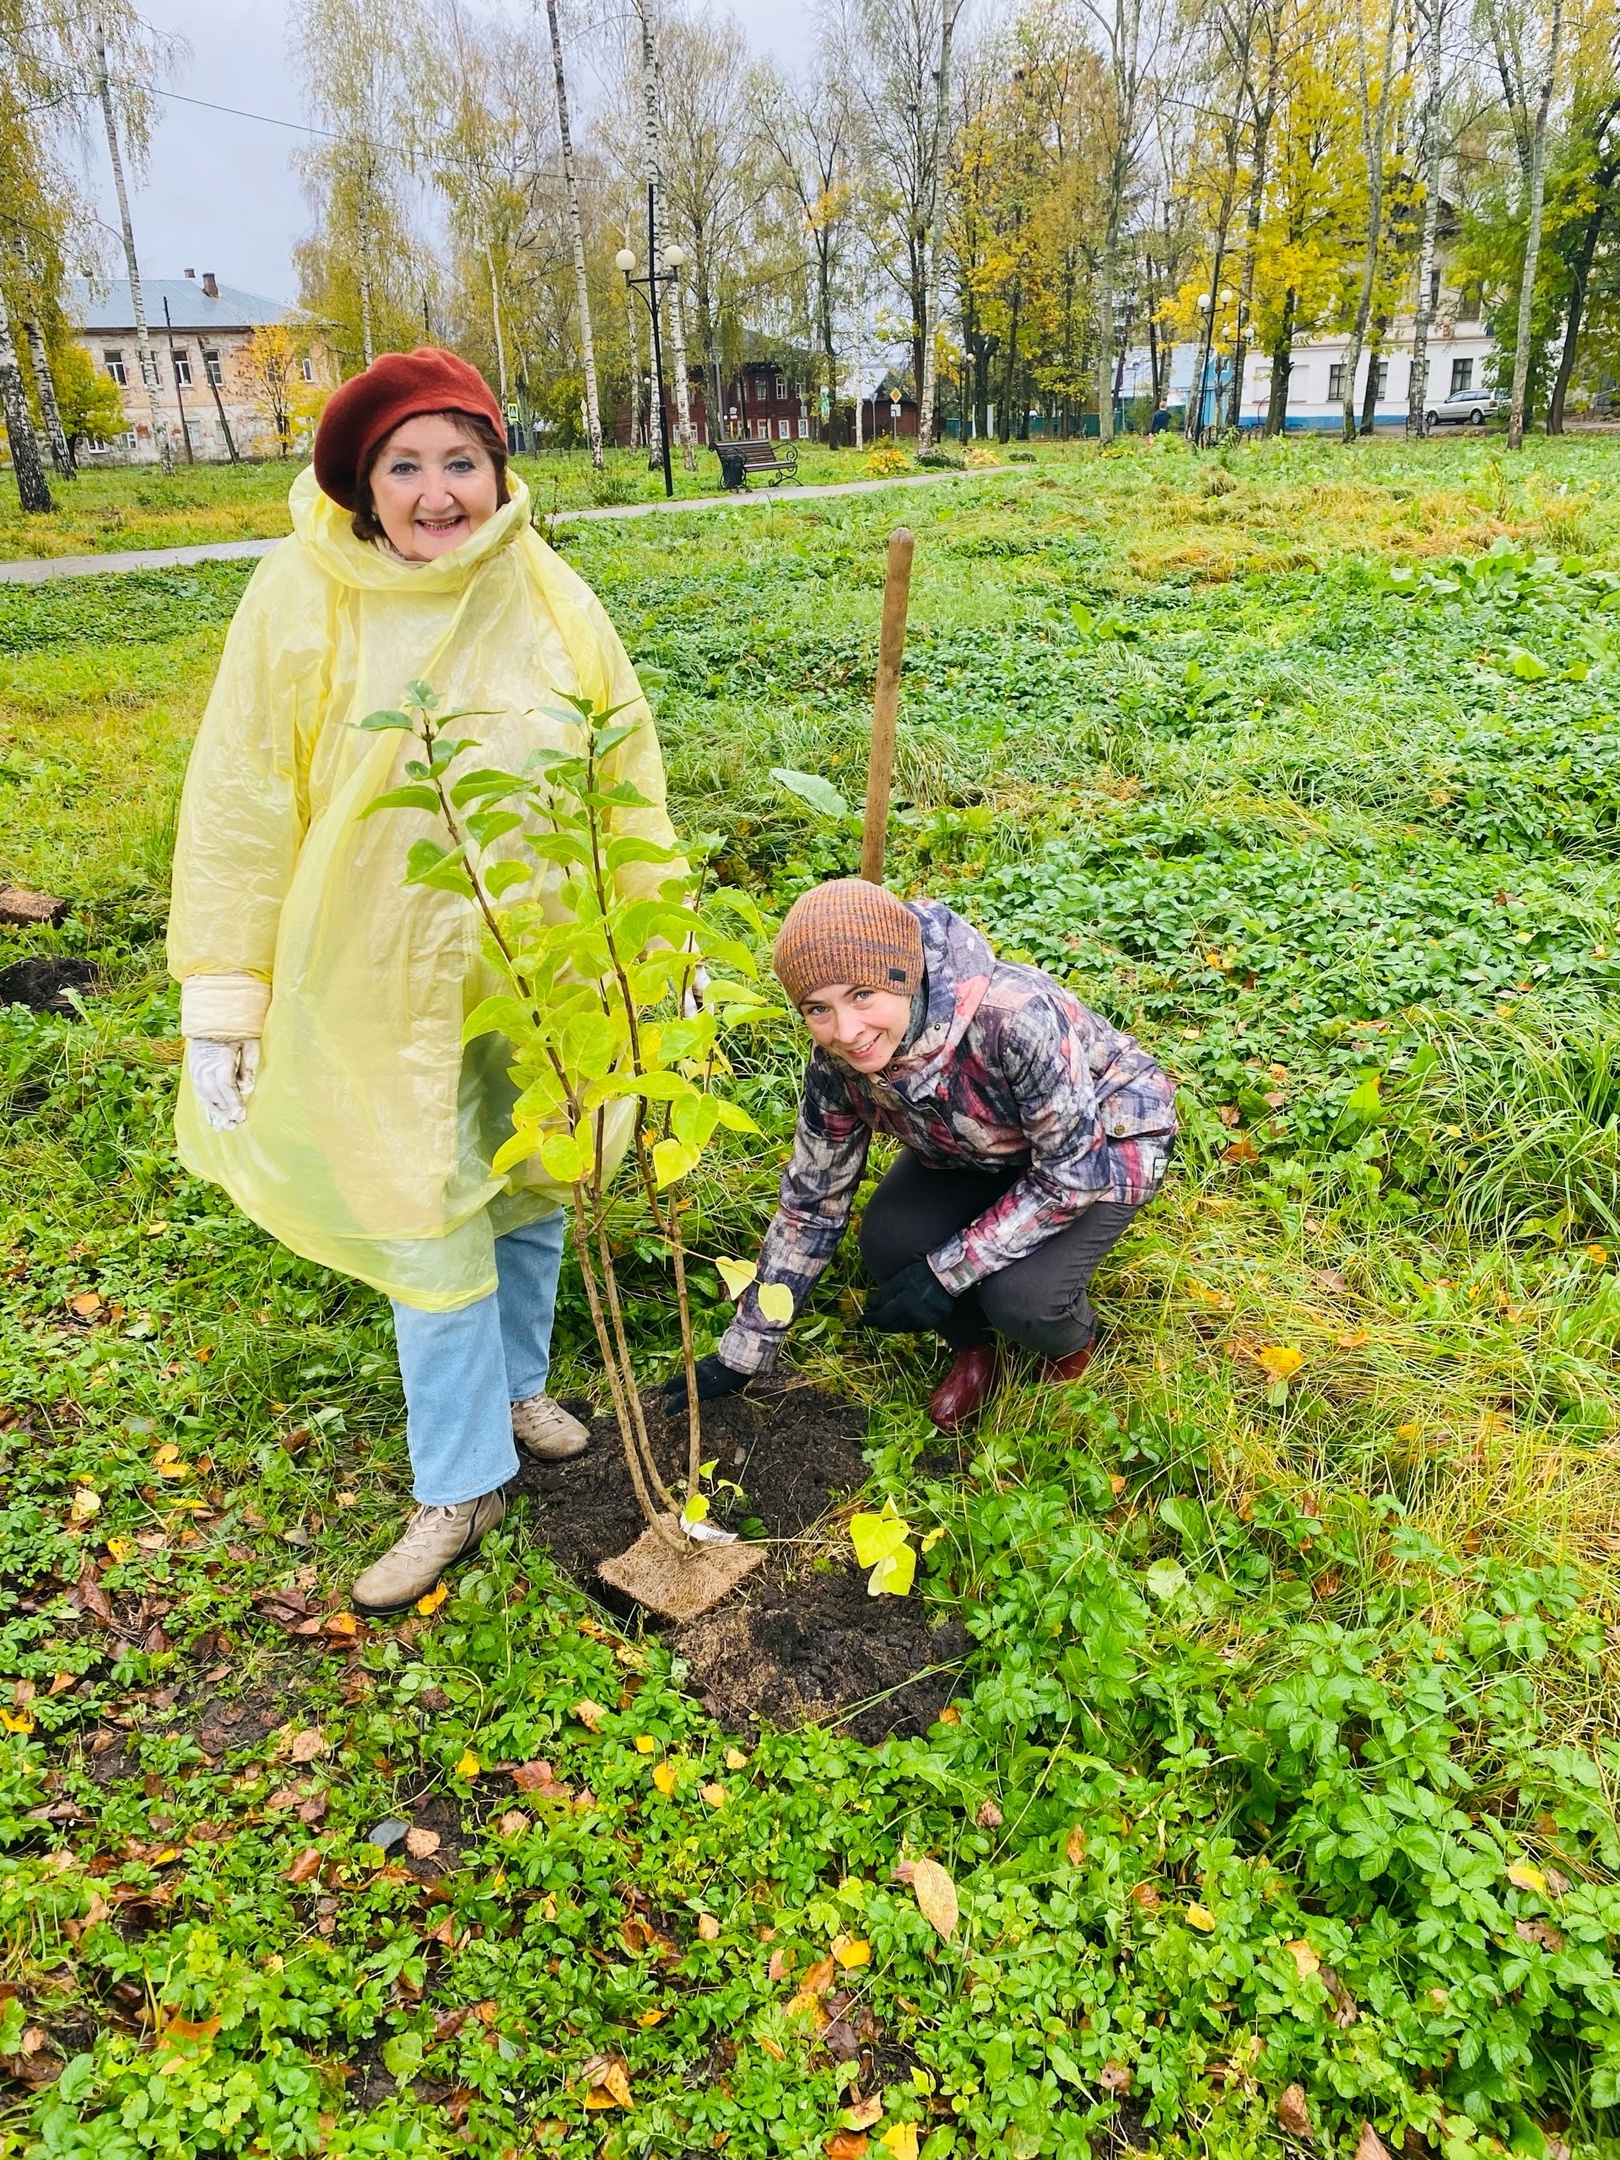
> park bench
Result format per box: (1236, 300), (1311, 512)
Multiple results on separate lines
(715, 438), (799, 490)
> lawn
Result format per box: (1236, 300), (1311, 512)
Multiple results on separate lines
(5, 434), (1620, 2159)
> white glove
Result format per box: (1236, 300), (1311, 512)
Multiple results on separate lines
(188, 1038), (259, 1131)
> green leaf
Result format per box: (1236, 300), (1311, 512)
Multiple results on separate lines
(771, 767), (850, 820)
(540, 1131), (591, 1185)
(466, 809), (524, 849)
(590, 1070), (698, 1103)
(492, 1124), (542, 1174)
(1506, 646), (1550, 680)
(1344, 1075), (1383, 1121)
(358, 708), (415, 731)
(450, 767), (527, 807)
(381, 2031), (425, 2087)
(605, 834), (685, 874)
(484, 860), (533, 899)
(462, 995), (535, 1046)
(652, 1136), (700, 1186)
(358, 784), (441, 820)
(713, 1098), (761, 1134)
(1145, 1559), (1187, 1601)
(671, 1092), (720, 1150)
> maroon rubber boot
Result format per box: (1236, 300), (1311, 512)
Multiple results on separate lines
(927, 1345), (1004, 1433)
(1039, 1336), (1097, 1385)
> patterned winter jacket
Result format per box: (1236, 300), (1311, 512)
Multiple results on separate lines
(719, 900), (1178, 1375)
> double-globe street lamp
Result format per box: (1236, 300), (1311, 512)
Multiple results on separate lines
(615, 182), (687, 501)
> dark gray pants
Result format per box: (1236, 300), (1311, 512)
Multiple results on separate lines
(857, 1150), (1142, 1359)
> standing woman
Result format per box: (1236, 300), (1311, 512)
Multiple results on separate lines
(167, 349), (680, 1611)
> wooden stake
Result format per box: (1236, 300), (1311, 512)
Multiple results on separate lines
(860, 526), (916, 884)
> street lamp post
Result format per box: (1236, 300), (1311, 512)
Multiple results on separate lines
(615, 182), (686, 501)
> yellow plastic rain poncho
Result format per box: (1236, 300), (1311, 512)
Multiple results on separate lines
(167, 465), (679, 1312)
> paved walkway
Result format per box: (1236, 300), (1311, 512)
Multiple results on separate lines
(0, 467), (992, 585)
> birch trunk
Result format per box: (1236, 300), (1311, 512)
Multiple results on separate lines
(918, 0), (960, 452)
(1507, 0), (1563, 449)
(0, 302), (52, 512)
(546, 0), (603, 468)
(95, 19), (171, 472)
(22, 316), (73, 477)
(1341, 0), (1399, 444)
(1406, 0), (1447, 435)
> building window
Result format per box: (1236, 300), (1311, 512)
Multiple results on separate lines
(300, 354), (314, 383)
(754, 419), (770, 441)
(103, 349), (127, 386)
(1429, 268), (1441, 309)
(203, 349), (222, 387)
(1373, 358), (1389, 400)
(1327, 362), (1346, 400)
(774, 375), (786, 399)
(172, 350), (192, 388)
(1450, 357), (1473, 395)
(777, 417), (791, 440)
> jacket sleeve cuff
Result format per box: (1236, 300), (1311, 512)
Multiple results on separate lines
(181, 973), (271, 1040)
(928, 1238), (980, 1296)
(718, 1317), (780, 1377)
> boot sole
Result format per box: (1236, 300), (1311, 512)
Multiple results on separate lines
(516, 1434), (590, 1463)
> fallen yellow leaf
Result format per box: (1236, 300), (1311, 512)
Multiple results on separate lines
(574, 1699), (607, 1732)
(1286, 1938), (1319, 1978)
(68, 1487), (101, 1526)
(1257, 1345), (1303, 1383)
(1506, 1860), (1548, 1895)
(1186, 1903), (1217, 1932)
(700, 1782), (727, 1808)
(833, 1934), (871, 1968)
(105, 1536), (136, 1564)
(633, 1734), (657, 1754)
(725, 1747), (749, 1770)
(696, 1913), (720, 1941)
(1, 1709), (34, 1734)
(415, 1584), (448, 1616)
(454, 1750), (480, 1780)
(652, 1761), (677, 1796)
(881, 2125), (919, 2160)
(843, 2094), (884, 2130)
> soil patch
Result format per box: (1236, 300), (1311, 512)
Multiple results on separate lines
(0, 956), (97, 1014)
(517, 1383), (968, 1742)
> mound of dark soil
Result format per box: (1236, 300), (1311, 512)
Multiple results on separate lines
(0, 955), (97, 1014)
(517, 1382), (967, 1743)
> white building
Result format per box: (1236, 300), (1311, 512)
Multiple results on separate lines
(69, 272), (337, 463)
(1161, 308), (1497, 432)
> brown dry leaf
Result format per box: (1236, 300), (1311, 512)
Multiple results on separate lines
(162, 2015), (222, 2044)
(910, 1856), (958, 1940)
(509, 1759), (568, 1797)
(976, 1800), (1003, 1829)
(1320, 1966), (1359, 2028)
(1515, 1916), (1566, 1952)
(699, 1782), (727, 1809)
(843, 2094), (883, 2130)
(69, 1292), (104, 1317)
(1353, 2126), (1389, 2160)
(1276, 2083), (1311, 2139)
(1098, 2062), (1132, 2093)
(826, 2135), (870, 2160)
(767, 1946), (794, 1981)
(1065, 1827), (1087, 1866)
(496, 1810), (529, 1838)
(433, 2008), (469, 2041)
(697, 1914), (721, 1942)
(573, 1699), (607, 1732)
(582, 2054), (634, 2110)
(1129, 1882), (1162, 1912)
(757, 2034), (786, 2060)
(286, 1847), (323, 1885)
(786, 1957), (837, 2018)
(323, 1611), (359, 1641)
(288, 1728), (327, 1764)
(404, 1827), (440, 1859)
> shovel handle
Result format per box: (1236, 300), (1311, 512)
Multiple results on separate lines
(860, 526), (916, 884)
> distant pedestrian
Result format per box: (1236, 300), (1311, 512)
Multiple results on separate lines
(1149, 403), (1172, 435)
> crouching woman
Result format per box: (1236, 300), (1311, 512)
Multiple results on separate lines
(688, 880), (1177, 1431)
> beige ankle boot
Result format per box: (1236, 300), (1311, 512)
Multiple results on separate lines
(511, 1391), (589, 1461)
(352, 1489), (506, 1614)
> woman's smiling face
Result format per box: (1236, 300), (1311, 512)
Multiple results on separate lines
(799, 982), (915, 1073)
(367, 414), (501, 560)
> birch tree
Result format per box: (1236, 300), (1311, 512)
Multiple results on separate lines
(1339, 0), (1404, 441)
(545, 0), (603, 466)
(94, 16), (169, 470)
(1493, 0), (1566, 445)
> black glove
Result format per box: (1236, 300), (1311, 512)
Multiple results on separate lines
(862, 1257), (956, 1335)
(661, 1354), (750, 1412)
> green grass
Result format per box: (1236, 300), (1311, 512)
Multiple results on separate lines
(7, 435), (1620, 2158)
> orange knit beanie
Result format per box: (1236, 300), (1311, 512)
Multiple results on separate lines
(771, 879), (925, 1006)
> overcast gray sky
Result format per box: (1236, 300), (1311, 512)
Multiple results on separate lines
(83, 1), (814, 304)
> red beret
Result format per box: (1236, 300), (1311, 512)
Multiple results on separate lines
(312, 347), (506, 509)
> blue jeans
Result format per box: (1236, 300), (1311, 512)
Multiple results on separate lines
(390, 1211), (567, 1507)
